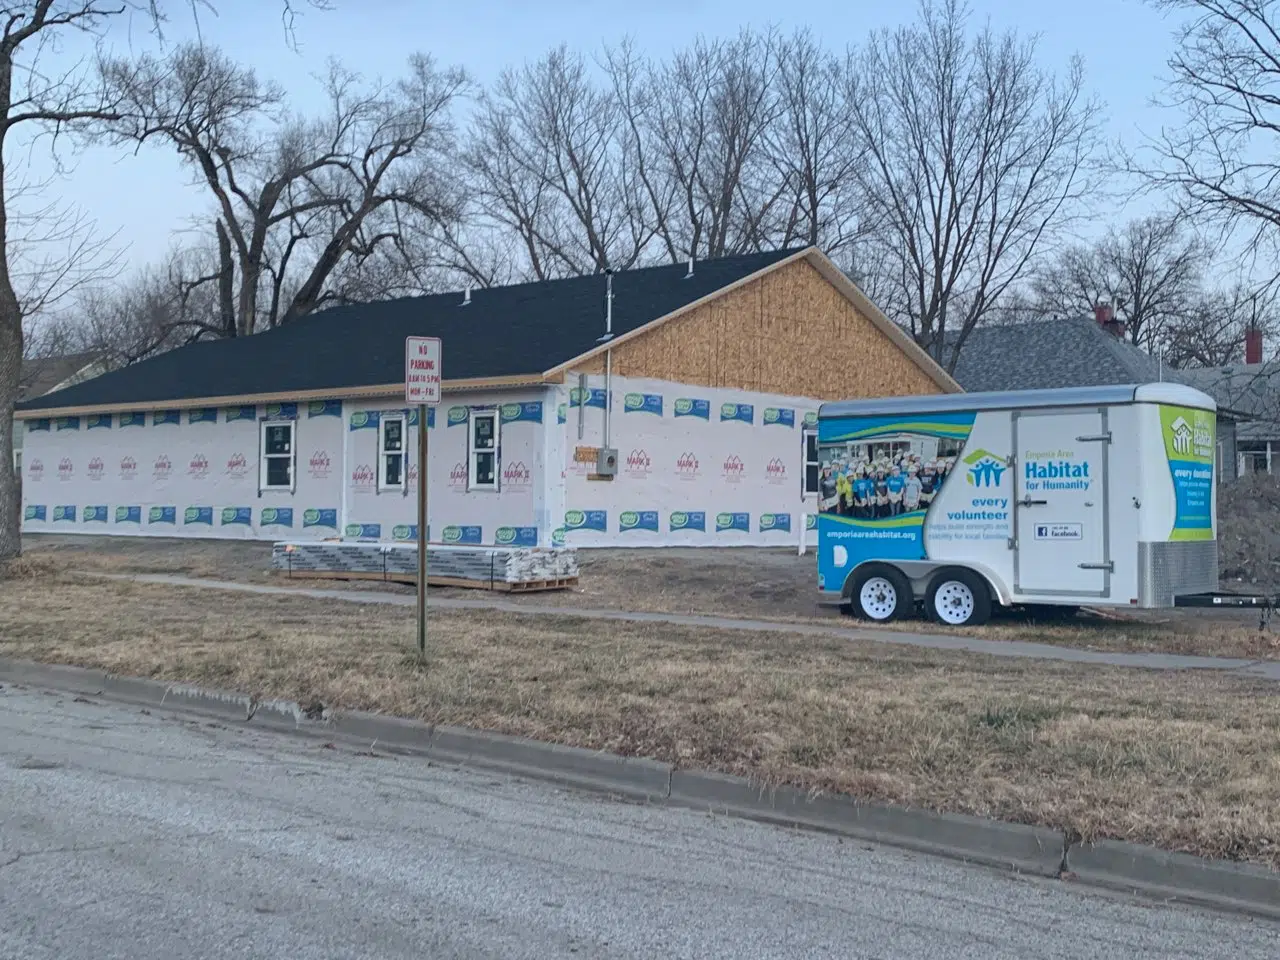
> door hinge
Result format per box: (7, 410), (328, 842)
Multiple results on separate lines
(1076, 433), (1112, 443)
(1007, 537), (1017, 550)
(1078, 561), (1115, 572)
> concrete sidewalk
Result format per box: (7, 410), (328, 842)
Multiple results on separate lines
(92, 571), (1280, 681)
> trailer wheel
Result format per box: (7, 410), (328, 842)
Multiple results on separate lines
(850, 564), (913, 622)
(926, 569), (991, 627)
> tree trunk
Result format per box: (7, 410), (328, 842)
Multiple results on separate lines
(0, 53), (21, 562)
(0, 310), (19, 562)
(216, 219), (236, 338)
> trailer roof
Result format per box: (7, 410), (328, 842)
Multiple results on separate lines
(819, 383), (1217, 420)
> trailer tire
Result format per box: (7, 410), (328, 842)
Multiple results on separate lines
(925, 568), (991, 627)
(850, 564), (914, 622)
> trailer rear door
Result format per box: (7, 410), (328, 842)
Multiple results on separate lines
(1012, 408), (1111, 598)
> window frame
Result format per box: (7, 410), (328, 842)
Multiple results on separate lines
(802, 428), (821, 496)
(468, 409), (500, 492)
(378, 413), (408, 492)
(259, 419), (297, 493)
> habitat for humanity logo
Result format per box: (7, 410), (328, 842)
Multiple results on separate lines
(1023, 449), (1091, 491)
(1164, 408), (1215, 461)
(964, 449), (1007, 488)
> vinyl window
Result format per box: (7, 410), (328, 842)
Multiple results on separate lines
(379, 414), (406, 490)
(469, 410), (499, 491)
(803, 429), (821, 495)
(259, 420), (295, 490)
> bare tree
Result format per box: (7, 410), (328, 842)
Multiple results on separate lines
(100, 43), (467, 336)
(0, 1), (333, 562)
(607, 31), (781, 264)
(844, 0), (1101, 372)
(1165, 282), (1280, 367)
(56, 241), (229, 365)
(1146, 0), (1280, 259)
(762, 30), (863, 255)
(463, 45), (649, 280)
(1031, 215), (1205, 350)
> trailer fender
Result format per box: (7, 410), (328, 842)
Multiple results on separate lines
(842, 560), (1011, 607)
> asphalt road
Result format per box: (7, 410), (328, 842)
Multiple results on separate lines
(1, 687), (1276, 960)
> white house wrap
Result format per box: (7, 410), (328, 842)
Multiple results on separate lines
(16, 249), (959, 548)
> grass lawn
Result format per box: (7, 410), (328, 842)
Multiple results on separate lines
(24, 534), (1280, 661)
(1, 558), (1277, 869)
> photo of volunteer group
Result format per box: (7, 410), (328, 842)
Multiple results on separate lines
(818, 436), (965, 519)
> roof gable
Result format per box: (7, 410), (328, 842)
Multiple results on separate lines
(18, 250), (800, 413)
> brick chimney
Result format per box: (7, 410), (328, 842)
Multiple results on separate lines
(1246, 325), (1264, 365)
(1094, 302), (1124, 338)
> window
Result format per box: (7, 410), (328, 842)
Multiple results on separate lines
(260, 420), (295, 490)
(379, 414), (406, 490)
(803, 429), (820, 495)
(469, 409), (499, 490)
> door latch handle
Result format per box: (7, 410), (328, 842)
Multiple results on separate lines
(1018, 497), (1048, 507)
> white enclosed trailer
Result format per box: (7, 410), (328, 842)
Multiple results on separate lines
(816, 384), (1220, 626)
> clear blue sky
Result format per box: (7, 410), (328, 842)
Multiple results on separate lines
(26, 0), (1182, 269)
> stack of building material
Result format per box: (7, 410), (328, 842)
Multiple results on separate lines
(271, 541), (579, 592)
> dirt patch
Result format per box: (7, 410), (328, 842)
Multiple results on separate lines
(1220, 473), (1280, 592)
(1, 571), (1277, 867)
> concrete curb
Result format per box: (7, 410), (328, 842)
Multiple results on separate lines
(2, 656), (1277, 920)
(669, 769), (1065, 877)
(1068, 840), (1280, 920)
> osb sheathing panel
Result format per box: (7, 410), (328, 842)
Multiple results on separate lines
(596, 260), (941, 400)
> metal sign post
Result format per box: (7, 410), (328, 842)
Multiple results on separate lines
(405, 336), (442, 658)
(416, 402), (428, 656)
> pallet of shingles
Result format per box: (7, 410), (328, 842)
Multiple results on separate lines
(271, 540), (579, 590)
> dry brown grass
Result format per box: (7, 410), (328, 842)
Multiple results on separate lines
(1, 570), (1277, 868)
(24, 535), (1280, 660)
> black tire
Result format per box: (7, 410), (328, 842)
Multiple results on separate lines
(849, 564), (914, 623)
(925, 568), (992, 627)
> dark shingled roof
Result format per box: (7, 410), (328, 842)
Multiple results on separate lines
(19, 249), (801, 413)
(950, 316), (1166, 393)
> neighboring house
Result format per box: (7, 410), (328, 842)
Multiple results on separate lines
(13, 352), (105, 472)
(15, 248), (958, 547)
(949, 312), (1244, 482)
(1180, 360), (1280, 477)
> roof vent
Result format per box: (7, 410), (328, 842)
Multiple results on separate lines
(685, 255), (694, 279)
(462, 286), (471, 306)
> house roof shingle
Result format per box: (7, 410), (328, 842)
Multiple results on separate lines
(18, 249), (801, 414)
(949, 316), (1167, 393)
